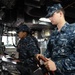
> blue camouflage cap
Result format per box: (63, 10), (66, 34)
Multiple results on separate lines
(45, 4), (63, 18)
(17, 24), (30, 33)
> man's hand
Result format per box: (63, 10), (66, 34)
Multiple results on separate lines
(35, 54), (44, 60)
(44, 58), (56, 71)
(35, 54), (56, 71)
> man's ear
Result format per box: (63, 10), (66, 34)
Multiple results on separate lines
(60, 11), (63, 16)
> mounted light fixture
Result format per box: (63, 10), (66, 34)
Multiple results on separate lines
(0, 10), (4, 20)
(39, 17), (51, 22)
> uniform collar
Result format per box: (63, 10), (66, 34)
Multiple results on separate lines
(55, 22), (69, 32)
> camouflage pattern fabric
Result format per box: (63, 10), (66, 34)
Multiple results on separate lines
(44, 23), (75, 75)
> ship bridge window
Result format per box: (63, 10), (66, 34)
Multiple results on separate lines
(2, 31), (17, 48)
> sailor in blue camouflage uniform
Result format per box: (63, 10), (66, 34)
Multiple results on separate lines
(16, 23), (40, 75)
(36, 4), (75, 75)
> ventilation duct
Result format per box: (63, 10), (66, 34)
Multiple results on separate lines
(25, 0), (45, 8)
(25, 6), (46, 17)
(1, 0), (16, 9)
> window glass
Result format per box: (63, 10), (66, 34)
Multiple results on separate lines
(2, 31), (17, 48)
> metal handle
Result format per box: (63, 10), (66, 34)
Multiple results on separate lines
(38, 56), (55, 75)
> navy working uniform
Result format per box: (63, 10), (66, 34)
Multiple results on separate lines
(44, 23), (75, 75)
(17, 35), (40, 65)
(16, 24), (40, 75)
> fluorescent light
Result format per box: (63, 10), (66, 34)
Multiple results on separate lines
(8, 31), (16, 34)
(39, 17), (51, 22)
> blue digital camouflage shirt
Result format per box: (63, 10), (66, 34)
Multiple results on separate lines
(44, 23), (75, 75)
(17, 35), (40, 68)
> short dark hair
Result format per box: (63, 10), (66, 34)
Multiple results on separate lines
(56, 8), (65, 15)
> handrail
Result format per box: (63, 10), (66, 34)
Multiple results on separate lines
(38, 56), (55, 75)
